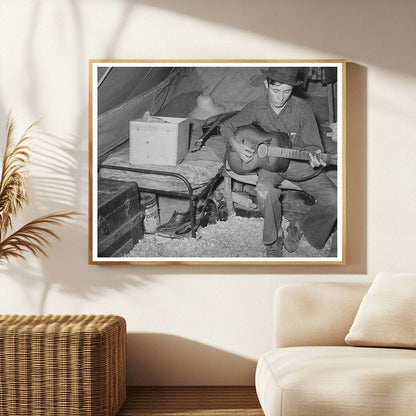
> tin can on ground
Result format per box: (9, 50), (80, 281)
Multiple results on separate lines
(141, 193), (160, 233)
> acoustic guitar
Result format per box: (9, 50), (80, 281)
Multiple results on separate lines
(227, 124), (338, 175)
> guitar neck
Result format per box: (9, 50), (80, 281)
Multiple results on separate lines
(267, 146), (337, 165)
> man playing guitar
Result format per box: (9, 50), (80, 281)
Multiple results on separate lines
(220, 67), (337, 257)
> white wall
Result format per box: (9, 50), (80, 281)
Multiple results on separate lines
(0, 0), (415, 385)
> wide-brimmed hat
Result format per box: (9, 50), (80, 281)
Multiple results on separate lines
(188, 94), (225, 121)
(261, 67), (303, 86)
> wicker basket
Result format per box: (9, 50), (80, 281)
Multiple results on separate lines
(0, 314), (126, 416)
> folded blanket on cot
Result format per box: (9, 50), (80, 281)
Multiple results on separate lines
(99, 142), (222, 192)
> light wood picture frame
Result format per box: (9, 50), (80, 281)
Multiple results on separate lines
(89, 60), (346, 265)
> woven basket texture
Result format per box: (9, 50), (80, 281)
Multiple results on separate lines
(0, 314), (126, 416)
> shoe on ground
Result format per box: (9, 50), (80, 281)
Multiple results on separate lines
(284, 221), (302, 253)
(265, 237), (284, 258)
(157, 210), (191, 232)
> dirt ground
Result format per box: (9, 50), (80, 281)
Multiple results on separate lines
(127, 215), (333, 259)
(126, 189), (335, 259)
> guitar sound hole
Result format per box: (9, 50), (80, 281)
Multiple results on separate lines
(257, 143), (268, 158)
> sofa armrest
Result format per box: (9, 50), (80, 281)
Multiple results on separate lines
(273, 282), (370, 348)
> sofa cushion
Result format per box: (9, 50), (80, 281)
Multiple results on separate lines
(274, 282), (370, 348)
(256, 346), (416, 416)
(345, 272), (416, 348)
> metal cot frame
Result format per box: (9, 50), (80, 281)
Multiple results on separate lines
(99, 164), (223, 238)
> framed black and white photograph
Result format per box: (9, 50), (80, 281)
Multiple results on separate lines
(89, 60), (345, 264)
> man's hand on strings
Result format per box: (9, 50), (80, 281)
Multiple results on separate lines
(309, 149), (327, 168)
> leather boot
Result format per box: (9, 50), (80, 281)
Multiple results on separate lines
(157, 210), (191, 232)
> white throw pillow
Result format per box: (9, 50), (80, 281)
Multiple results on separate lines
(345, 272), (416, 348)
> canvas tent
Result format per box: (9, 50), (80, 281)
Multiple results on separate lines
(97, 65), (336, 162)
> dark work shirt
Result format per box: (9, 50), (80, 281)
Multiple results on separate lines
(220, 95), (323, 151)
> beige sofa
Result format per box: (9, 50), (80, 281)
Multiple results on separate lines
(255, 281), (416, 416)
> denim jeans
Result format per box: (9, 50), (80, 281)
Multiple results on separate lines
(256, 161), (337, 250)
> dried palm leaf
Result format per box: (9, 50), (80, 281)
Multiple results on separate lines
(0, 116), (37, 238)
(0, 212), (78, 264)
(0, 115), (79, 264)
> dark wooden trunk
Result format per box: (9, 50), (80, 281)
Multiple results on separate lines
(98, 178), (144, 257)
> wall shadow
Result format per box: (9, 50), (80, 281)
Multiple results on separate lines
(0, 123), (158, 313)
(127, 333), (257, 386)
(133, 0), (414, 77)
(0, 1), (378, 294)
(0, 1), (159, 311)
